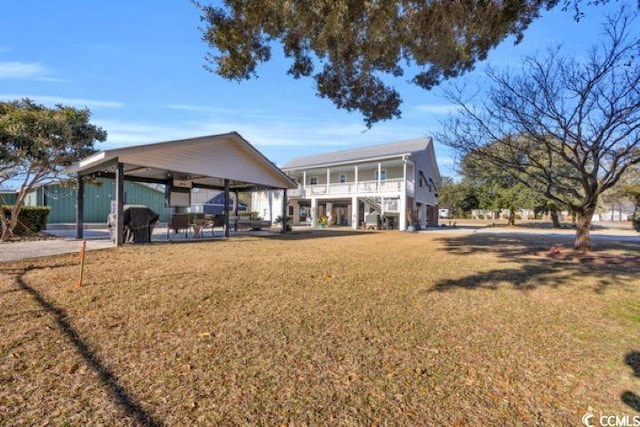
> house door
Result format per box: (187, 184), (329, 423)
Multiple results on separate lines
(299, 203), (310, 223)
(333, 205), (348, 226)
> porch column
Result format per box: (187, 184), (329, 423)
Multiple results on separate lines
(311, 197), (318, 227)
(75, 174), (84, 239)
(292, 202), (300, 226)
(115, 161), (125, 246)
(352, 196), (359, 230)
(399, 159), (407, 230)
(224, 179), (230, 237)
(303, 171), (307, 189)
(377, 162), (382, 192)
(326, 202), (333, 225)
(282, 189), (288, 233)
(326, 168), (330, 194)
(354, 165), (359, 193)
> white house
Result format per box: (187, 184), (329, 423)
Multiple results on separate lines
(252, 137), (441, 230)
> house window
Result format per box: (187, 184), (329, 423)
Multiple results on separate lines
(339, 173), (347, 183)
(309, 176), (318, 185)
(374, 170), (387, 180)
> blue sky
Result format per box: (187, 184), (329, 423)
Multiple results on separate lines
(0, 0), (630, 177)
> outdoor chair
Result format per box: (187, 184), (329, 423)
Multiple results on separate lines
(167, 213), (189, 239)
(211, 215), (226, 236)
(200, 214), (216, 237)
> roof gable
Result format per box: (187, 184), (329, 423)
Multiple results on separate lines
(69, 132), (296, 190)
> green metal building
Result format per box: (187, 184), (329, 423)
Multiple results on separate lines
(23, 178), (172, 223)
(0, 191), (18, 206)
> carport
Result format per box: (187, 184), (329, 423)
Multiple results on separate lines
(68, 132), (297, 246)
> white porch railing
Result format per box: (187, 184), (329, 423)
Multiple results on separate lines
(289, 178), (412, 198)
(383, 199), (399, 212)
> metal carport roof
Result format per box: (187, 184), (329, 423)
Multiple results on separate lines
(69, 132), (296, 191)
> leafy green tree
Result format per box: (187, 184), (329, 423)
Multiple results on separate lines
(440, 10), (640, 251)
(0, 99), (107, 240)
(195, 0), (617, 126)
(607, 165), (640, 221)
(461, 151), (547, 225)
(438, 177), (480, 218)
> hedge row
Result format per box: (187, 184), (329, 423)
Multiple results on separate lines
(1, 206), (51, 235)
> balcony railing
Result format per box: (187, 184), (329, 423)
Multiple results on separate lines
(288, 178), (412, 198)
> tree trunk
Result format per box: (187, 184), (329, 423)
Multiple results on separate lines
(507, 209), (515, 226)
(0, 220), (11, 241)
(0, 212), (13, 241)
(550, 210), (561, 228)
(574, 206), (595, 252)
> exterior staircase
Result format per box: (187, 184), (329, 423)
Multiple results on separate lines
(361, 197), (381, 213)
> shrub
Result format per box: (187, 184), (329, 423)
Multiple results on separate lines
(274, 215), (292, 231)
(634, 217), (640, 232)
(2, 205), (51, 235)
(239, 211), (262, 220)
(477, 214), (484, 220)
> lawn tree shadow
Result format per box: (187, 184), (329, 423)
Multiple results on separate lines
(432, 265), (559, 291)
(432, 233), (640, 293)
(258, 229), (377, 241)
(10, 266), (163, 426)
(622, 351), (640, 412)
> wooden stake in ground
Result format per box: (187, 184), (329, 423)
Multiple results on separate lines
(74, 240), (87, 287)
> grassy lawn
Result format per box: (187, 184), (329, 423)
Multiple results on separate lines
(1, 230), (639, 425)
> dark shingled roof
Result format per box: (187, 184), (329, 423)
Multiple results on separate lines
(282, 137), (432, 170)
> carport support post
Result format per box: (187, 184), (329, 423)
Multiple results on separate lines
(75, 174), (84, 239)
(115, 161), (125, 246)
(224, 179), (230, 238)
(234, 190), (239, 232)
(282, 189), (288, 233)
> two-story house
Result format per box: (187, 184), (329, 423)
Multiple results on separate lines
(252, 137), (441, 230)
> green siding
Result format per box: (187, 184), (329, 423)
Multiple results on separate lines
(33, 178), (172, 223)
(0, 192), (18, 206)
(23, 188), (44, 207)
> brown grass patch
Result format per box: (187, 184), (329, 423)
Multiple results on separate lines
(1, 230), (639, 425)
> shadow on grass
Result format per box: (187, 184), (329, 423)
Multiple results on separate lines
(622, 351), (640, 412)
(432, 233), (639, 293)
(257, 229), (376, 241)
(10, 266), (162, 426)
(122, 229), (373, 246)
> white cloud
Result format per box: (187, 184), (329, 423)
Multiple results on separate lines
(161, 102), (431, 147)
(0, 61), (46, 78)
(92, 111), (435, 167)
(0, 94), (123, 109)
(0, 61), (67, 81)
(413, 104), (461, 114)
(90, 99), (452, 167)
(94, 120), (194, 148)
